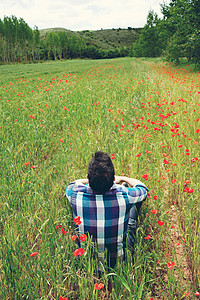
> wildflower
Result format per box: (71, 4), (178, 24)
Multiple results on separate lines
(55, 225), (62, 229)
(59, 297), (69, 300)
(191, 157), (199, 162)
(157, 221), (165, 226)
(194, 291), (199, 297)
(171, 225), (175, 229)
(73, 216), (81, 225)
(182, 238), (186, 243)
(184, 187), (193, 193)
(70, 235), (77, 241)
(171, 179), (176, 183)
(94, 283), (104, 290)
(163, 159), (169, 164)
(184, 180), (190, 186)
(59, 139), (64, 142)
(30, 165), (36, 169)
(168, 261), (175, 269)
(136, 152), (141, 157)
(142, 174), (148, 180)
(24, 162), (30, 166)
(183, 292), (190, 297)
(153, 196), (158, 200)
(144, 235), (151, 240)
(80, 234), (88, 242)
(62, 228), (67, 235)
(30, 251), (38, 257)
(151, 209), (157, 214)
(74, 248), (85, 257)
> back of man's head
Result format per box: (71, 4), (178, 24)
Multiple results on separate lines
(87, 151), (115, 194)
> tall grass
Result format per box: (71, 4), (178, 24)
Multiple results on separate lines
(0, 58), (199, 299)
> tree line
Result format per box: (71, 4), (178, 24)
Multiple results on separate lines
(0, 0), (199, 64)
(0, 16), (129, 63)
(130, 0), (200, 64)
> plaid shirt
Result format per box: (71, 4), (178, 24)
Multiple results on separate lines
(66, 180), (148, 261)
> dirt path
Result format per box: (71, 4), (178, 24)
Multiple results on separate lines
(164, 204), (194, 298)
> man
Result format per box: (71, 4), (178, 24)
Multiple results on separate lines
(66, 151), (148, 268)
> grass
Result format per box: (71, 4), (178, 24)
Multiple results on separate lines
(0, 57), (200, 299)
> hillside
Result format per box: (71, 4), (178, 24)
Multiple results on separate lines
(76, 28), (142, 50)
(40, 27), (142, 50)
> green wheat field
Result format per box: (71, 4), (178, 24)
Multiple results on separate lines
(0, 57), (200, 299)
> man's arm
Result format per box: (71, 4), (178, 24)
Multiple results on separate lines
(115, 175), (148, 204)
(74, 178), (89, 185)
(114, 176), (145, 187)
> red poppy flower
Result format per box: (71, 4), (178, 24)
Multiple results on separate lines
(142, 174), (148, 180)
(30, 251), (38, 257)
(194, 291), (199, 297)
(94, 283), (104, 290)
(153, 196), (158, 200)
(30, 165), (36, 169)
(24, 162), (30, 166)
(168, 261), (175, 269)
(144, 235), (151, 240)
(163, 159), (169, 164)
(184, 188), (193, 193)
(59, 297), (69, 300)
(80, 234), (88, 242)
(70, 235), (77, 241)
(184, 180), (190, 186)
(151, 209), (157, 214)
(171, 225), (175, 229)
(157, 221), (165, 226)
(182, 238), (186, 243)
(55, 225), (62, 229)
(62, 228), (67, 235)
(74, 248), (85, 257)
(73, 216), (81, 225)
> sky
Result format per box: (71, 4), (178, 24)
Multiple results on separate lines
(0, 0), (169, 31)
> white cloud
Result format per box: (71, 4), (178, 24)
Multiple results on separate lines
(0, 0), (170, 30)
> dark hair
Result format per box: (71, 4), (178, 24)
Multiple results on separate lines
(87, 151), (115, 194)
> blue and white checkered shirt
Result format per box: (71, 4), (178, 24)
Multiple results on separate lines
(66, 180), (148, 262)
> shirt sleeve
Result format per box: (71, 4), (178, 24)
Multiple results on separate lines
(66, 181), (76, 204)
(124, 180), (148, 204)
